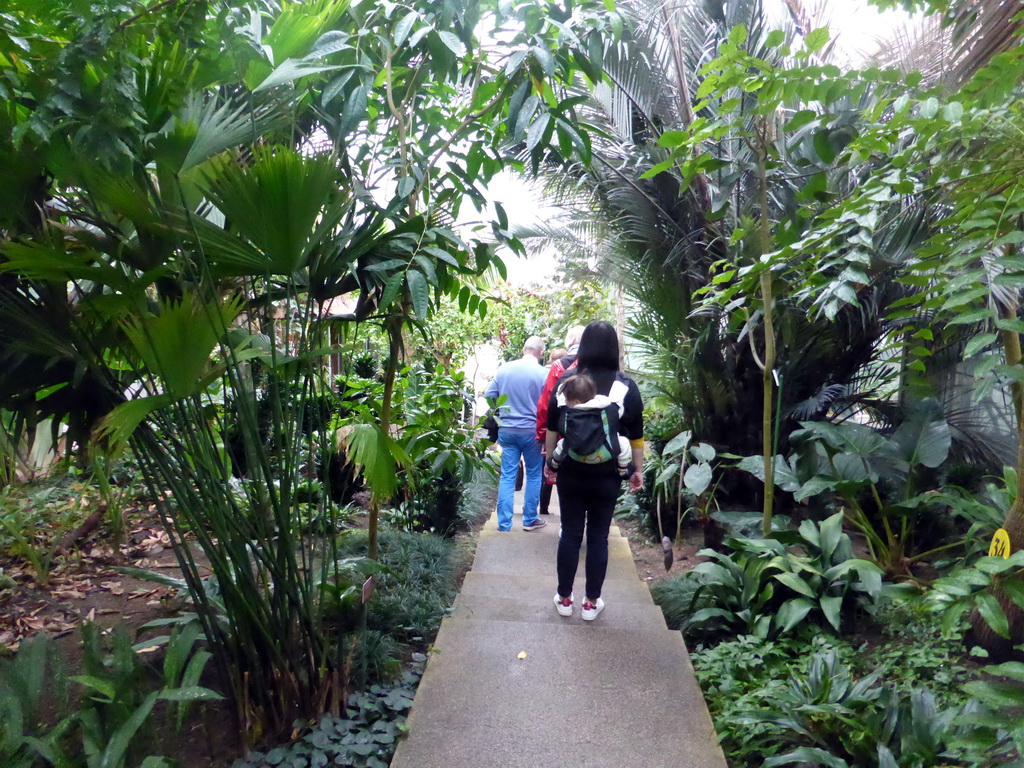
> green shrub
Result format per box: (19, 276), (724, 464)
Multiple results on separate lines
(651, 570), (706, 630)
(337, 530), (461, 644)
(861, 603), (975, 707)
(0, 624), (220, 768)
(351, 629), (403, 685)
(735, 651), (1002, 767)
(693, 634), (856, 765)
(660, 513), (884, 642)
(455, 467), (497, 528)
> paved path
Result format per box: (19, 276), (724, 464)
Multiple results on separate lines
(391, 490), (726, 768)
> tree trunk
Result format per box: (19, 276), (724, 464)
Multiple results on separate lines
(756, 125), (777, 535)
(971, 279), (1024, 656)
(368, 311), (404, 561)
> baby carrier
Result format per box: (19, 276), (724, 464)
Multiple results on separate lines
(557, 376), (629, 465)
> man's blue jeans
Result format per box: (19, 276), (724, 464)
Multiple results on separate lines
(496, 428), (543, 531)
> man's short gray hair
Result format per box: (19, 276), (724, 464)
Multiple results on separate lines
(523, 335), (546, 354)
(564, 325), (586, 348)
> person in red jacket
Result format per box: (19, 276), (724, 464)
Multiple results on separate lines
(536, 325), (585, 514)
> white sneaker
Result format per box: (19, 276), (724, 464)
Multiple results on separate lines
(581, 598), (605, 621)
(553, 593), (573, 617)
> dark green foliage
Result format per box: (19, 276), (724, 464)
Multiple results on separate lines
(693, 634), (856, 765)
(690, 602), (1012, 766)
(650, 570), (704, 631)
(0, 633), (73, 767)
(234, 659), (424, 768)
(455, 469), (499, 528)
(657, 514), (883, 642)
(337, 530), (462, 645)
(393, 367), (493, 534)
(862, 604), (976, 707)
(963, 661), (1024, 759)
(351, 630), (404, 685)
(0, 623), (219, 767)
(350, 352), (381, 380)
(736, 651), (1001, 767)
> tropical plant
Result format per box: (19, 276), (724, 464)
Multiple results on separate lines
(0, 624), (220, 768)
(740, 398), (954, 574)
(337, 530), (464, 646)
(672, 513), (884, 641)
(691, 633), (821, 765)
(396, 367), (491, 532)
(75, 622), (221, 768)
(755, 0), (1024, 649)
(527, 0), (937, 530)
(926, 551), (1024, 645)
(648, 430), (720, 548)
(862, 603), (975, 706)
(0, 0), (618, 743)
(737, 651), (999, 767)
(963, 656), (1024, 760)
(0, 634), (74, 768)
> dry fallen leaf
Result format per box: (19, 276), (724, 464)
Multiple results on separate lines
(100, 581), (124, 596)
(51, 589), (88, 600)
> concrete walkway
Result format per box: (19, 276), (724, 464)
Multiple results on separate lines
(391, 491), (726, 768)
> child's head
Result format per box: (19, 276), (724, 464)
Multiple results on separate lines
(562, 374), (596, 407)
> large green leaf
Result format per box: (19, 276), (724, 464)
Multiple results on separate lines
(819, 595), (843, 631)
(254, 58), (344, 91)
(818, 512), (844, 560)
(763, 746), (853, 767)
(794, 421), (887, 458)
(99, 691), (159, 768)
(690, 442), (716, 463)
(200, 148), (346, 276)
(774, 597), (815, 634)
(406, 269), (430, 319)
(121, 293), (241, 400)
(738, 454), (801, 493)
(97, 394), (176, 451)
(683, 463), (712, 496)
(338, 423), (410, 500)
(662, 430), (691, 457)
(794, 476), (838, 503)
(773, 572), (816, 598)
(888, 398), (951, 469)
(975, 591), (1010, 638)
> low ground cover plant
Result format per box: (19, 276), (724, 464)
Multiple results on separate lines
(679, 530), (1024, 765)
(336, 529), (465, 650)
(233, 658), (424, 768)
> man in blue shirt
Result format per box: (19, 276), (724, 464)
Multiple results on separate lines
(485, 336), (549, 531)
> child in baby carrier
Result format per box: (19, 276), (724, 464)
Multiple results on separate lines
(547, 374), (631, 477)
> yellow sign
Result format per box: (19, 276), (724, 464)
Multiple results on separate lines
(990, 528), (1012, 559)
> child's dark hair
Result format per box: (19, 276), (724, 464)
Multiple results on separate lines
(562, 374), (596, 405)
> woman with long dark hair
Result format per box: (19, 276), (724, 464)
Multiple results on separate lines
(543, 321), (644, 621)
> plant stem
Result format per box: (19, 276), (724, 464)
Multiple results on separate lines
(756, 123), (777, 535)
(370, 310), (404, 561)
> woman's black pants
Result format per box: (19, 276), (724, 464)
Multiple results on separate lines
(555, 470), (622, 601)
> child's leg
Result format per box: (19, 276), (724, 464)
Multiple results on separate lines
(548, 437), (568, 470)
(616, 436), (631, 477)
